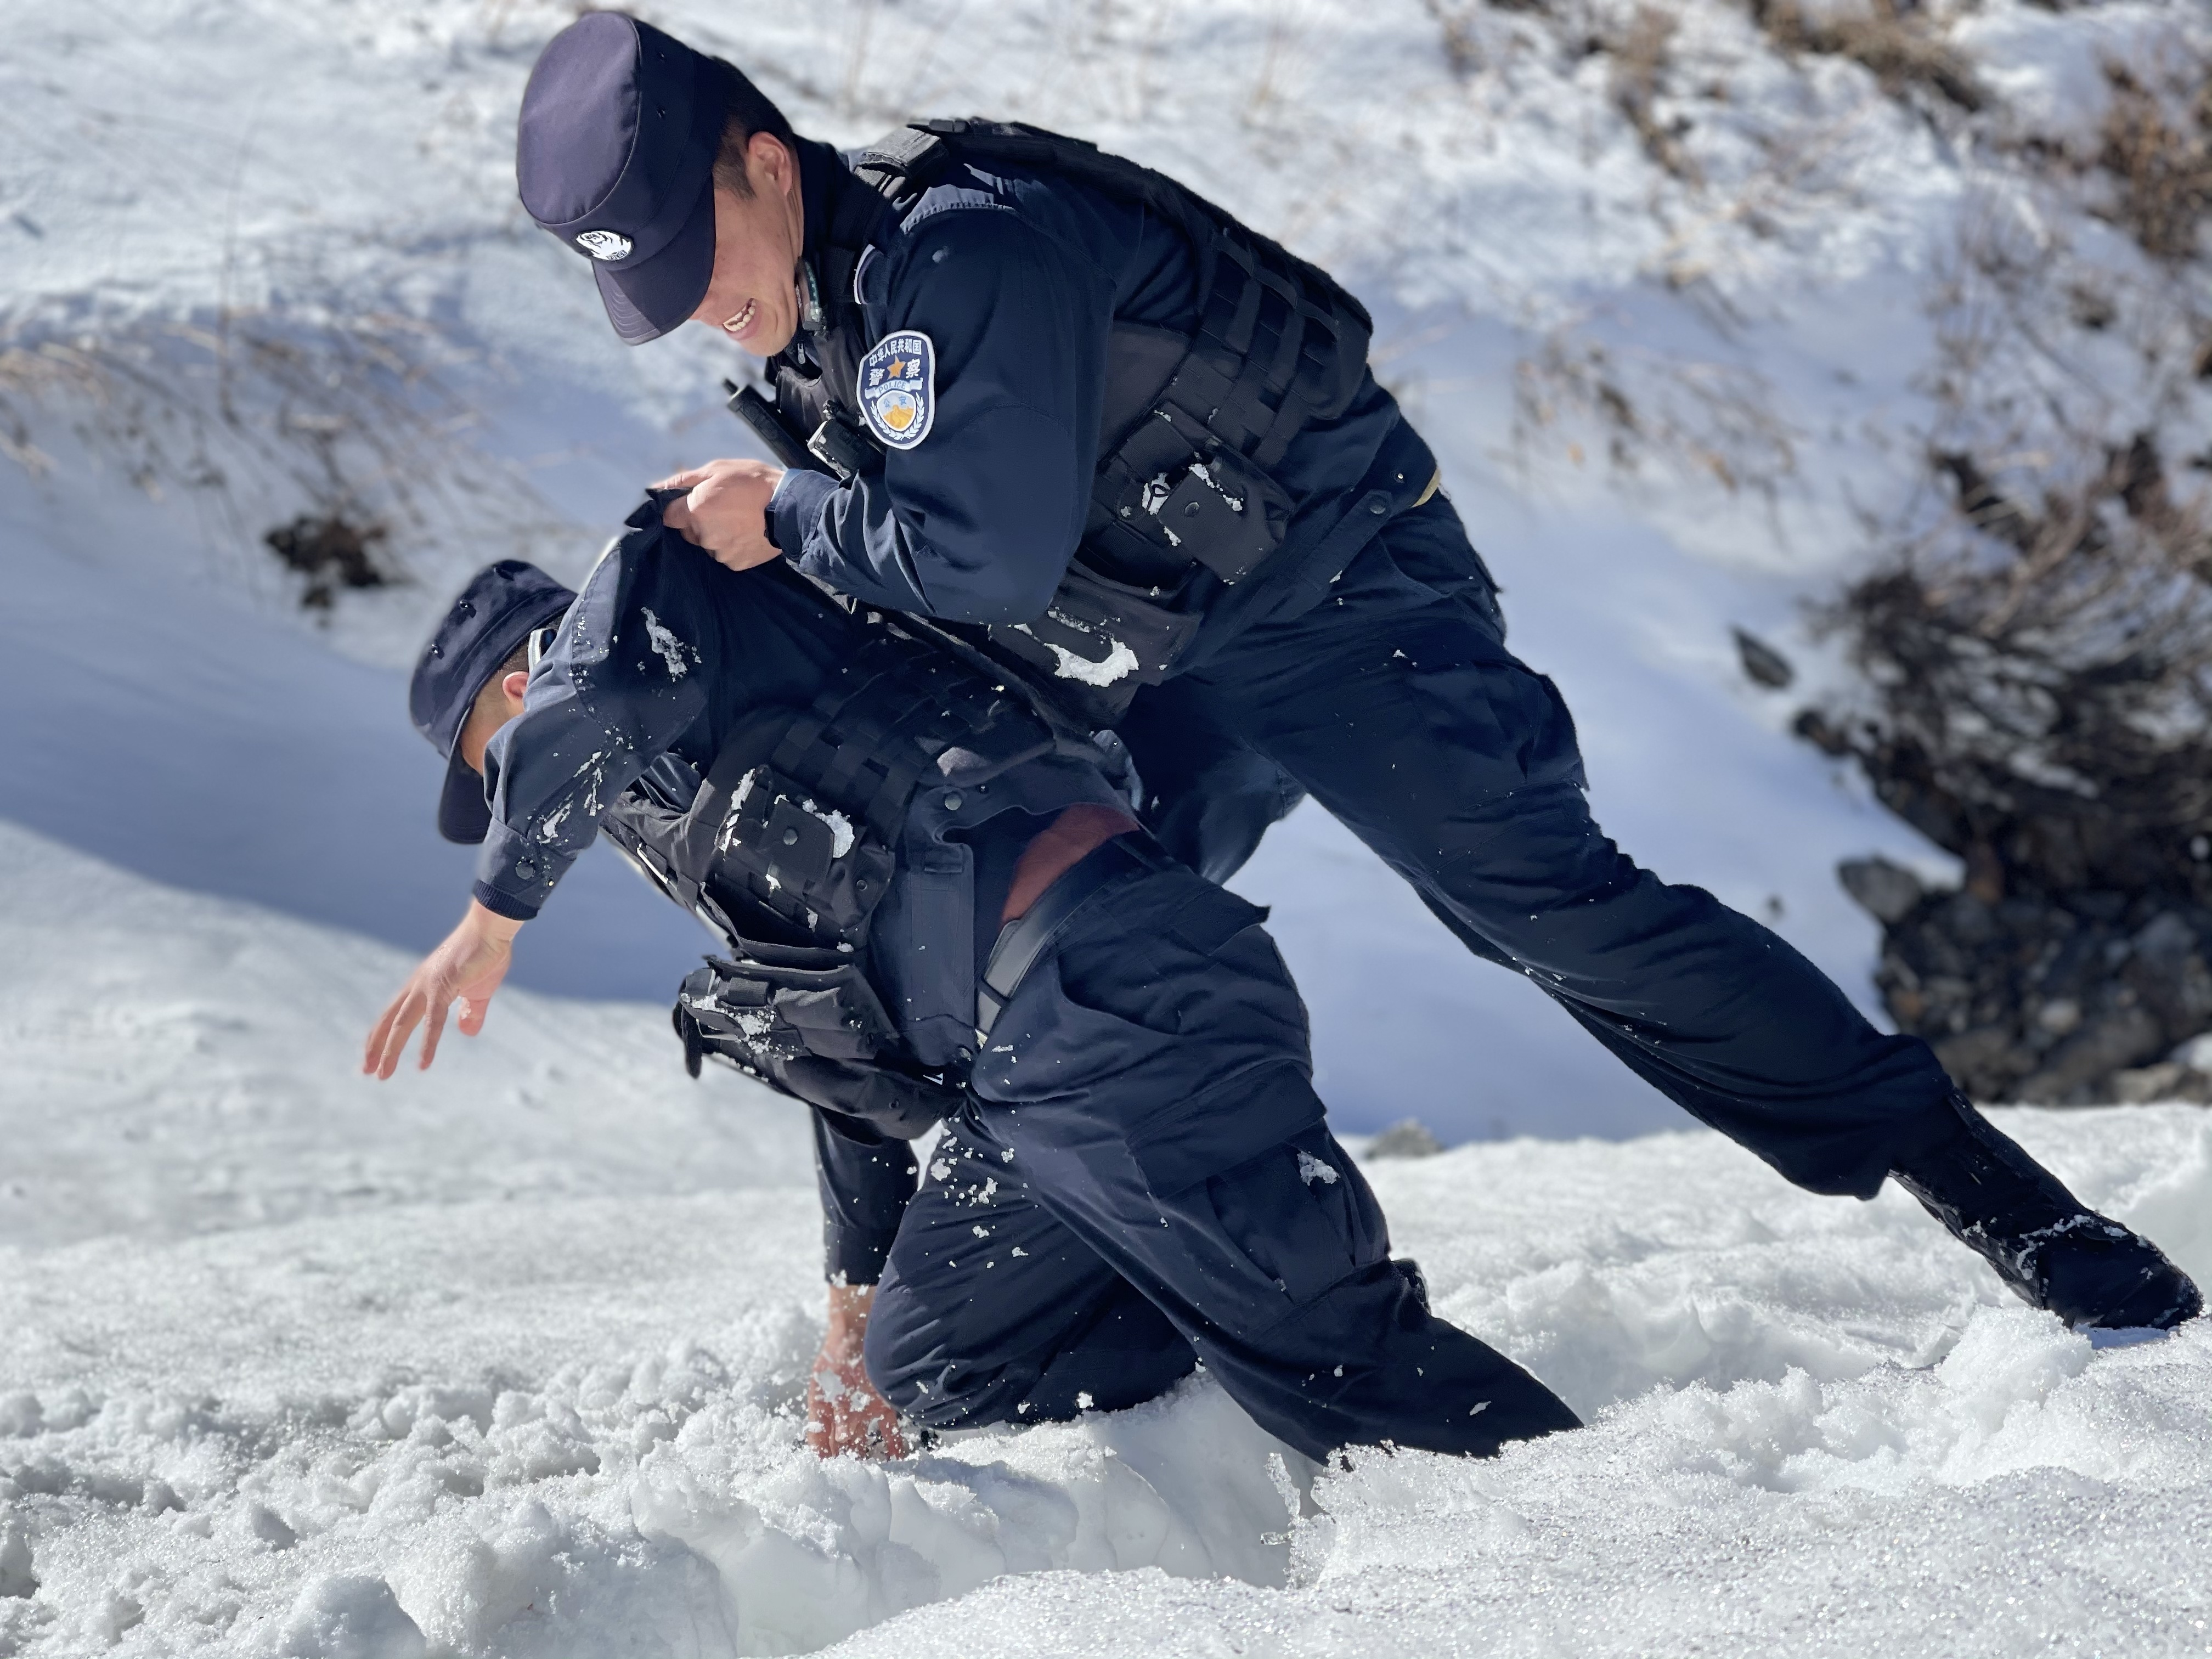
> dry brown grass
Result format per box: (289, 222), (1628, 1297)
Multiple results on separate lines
(1418, 0), (1485, 82)
(1607, 4), (1702, 184)
(1511, 327), (1796, 499)
(2098, 64), (2212, 263)
(1748, 0), (1981, 112)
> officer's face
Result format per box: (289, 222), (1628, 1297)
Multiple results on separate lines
(690, 132), (806, 356)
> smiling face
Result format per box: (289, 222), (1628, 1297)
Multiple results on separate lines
(689, 131), (808, 356)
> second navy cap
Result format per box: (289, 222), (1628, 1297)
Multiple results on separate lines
(517, 13), (729, 345)
(409, 561), (578, 845)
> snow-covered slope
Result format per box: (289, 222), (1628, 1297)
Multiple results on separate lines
(18, 0), (2205, 1137)
(5, 0), (2211, 1652)
(0, 822), (813, 1247)
(2, 825), (2207, 1655)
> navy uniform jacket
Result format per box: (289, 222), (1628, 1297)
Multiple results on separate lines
(468, 518), (1124, 1279)
(764, 139), (1427, 629)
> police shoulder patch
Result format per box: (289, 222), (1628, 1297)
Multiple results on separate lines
(858, 330), (936, 451)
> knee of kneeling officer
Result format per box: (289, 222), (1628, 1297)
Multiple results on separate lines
(859, 1282), (1069, 1430)
(857, 1281), (958, 1423)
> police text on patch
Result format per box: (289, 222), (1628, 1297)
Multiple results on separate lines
(858, 330), (937, 450)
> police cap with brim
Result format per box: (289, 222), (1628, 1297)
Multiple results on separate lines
(409, 561), (577, 845)
(517, 13), (731, 346)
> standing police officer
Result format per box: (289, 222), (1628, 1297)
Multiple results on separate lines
(507, 15), (2199, 1336)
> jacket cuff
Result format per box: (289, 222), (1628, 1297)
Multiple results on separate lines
(767, 466), (838, 557)
(472, 821), (570, 921)
(471, 881), (541, 923)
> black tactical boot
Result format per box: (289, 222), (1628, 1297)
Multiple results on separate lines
(1891, 1093), (2203, 1332)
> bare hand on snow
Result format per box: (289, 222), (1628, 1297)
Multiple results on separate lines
(805, 1284), (909, 1460)
(361, 900), (523, 1078)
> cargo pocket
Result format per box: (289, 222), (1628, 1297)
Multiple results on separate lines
(1050, 879), (1271, 1039)
(1200, 1125), (1387, 1307)
(1125, 1059), (1327, 1197)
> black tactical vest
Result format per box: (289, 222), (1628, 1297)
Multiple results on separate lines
(748, 119), (1375, 724)
(600, 600), (1064, 1138)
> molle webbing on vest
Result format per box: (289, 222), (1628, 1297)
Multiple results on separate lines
(768, 635), (1031, 843)
(603, 613), (1058, 1139)
(842, 119), (1372, 589)
(654, 628), (1052, 949)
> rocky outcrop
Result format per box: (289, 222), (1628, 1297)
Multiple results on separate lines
(1842, 856), (2212, 1104)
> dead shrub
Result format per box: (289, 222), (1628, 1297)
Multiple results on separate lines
(1418, 0), (1486, 81)
(1748, 0), (1982, 112)
(2098, 64), (2212, 263)
(1797, 436), (2212, 904)
(1608, 5), (1702, 183)
(266, 514), (392, 610)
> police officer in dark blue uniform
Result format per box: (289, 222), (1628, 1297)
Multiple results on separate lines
(495, 16), (2199, 1344)
(366, 508), (1586, 1461)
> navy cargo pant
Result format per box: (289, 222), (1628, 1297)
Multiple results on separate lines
(1123, 490), (1956, 1200)
(864, 860), (1581, 1461)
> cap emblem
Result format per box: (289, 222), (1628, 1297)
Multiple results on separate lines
(575, 229), (634, 262)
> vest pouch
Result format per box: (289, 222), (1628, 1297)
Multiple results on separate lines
(704, 765), (898, 945)
(1154, 445), (1290, 585)
(987, 562), (1203, 724)
(673, 950), (960, 1139)
(1087, 408), (1292, 591)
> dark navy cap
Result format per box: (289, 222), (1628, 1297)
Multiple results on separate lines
(517, 13), (730, 344)
(410, 561), (577, 844)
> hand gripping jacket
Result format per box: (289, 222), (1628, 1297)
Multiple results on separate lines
(753, 119), (1375, 723)
(599, 600), (1062, 1139)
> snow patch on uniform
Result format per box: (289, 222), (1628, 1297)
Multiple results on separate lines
(1011, 610), (1143, 687)
(637, 608), (697, 680)
(812, 803), (858, 859)
(858, 330), (936, 450)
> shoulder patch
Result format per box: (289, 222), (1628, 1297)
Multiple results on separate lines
(858, 330), (936, 450)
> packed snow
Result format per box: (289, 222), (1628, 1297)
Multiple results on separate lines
(3, 824), (2209, 1655)
(4, 0), (2210, 1651)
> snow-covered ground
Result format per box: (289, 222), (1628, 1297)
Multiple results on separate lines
(3, 825), (2209, 1656)
(5, 0), (2211, 1651)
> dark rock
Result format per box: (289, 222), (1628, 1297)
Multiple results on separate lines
(1854, 870), (2212, 1103)
(2110, 1062), (2212, 1104)
(1939, 891), (1999, 945)
(2123, 911), (2212, 1039)
(1365, 1119), (1444, 1159)
(1731, 627), (1796, 689)
(2018, 1005), (2166, 1103)
(1932, 1025), (2032, 1097)
(1838, 856), (1923, 923)
(2033, 997), (2083, 1038)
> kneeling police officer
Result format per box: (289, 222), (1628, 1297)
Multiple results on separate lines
(365, 500), (1585, 1460)
(499, 14), (2198, 1340)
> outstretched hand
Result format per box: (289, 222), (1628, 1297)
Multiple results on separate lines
(656, 457), (786, 572)
(806, 1285), (908, 1459)
(362, 901), (524, 1079)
